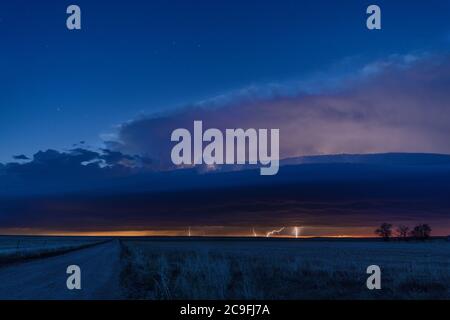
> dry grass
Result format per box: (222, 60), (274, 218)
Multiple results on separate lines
(0, 236), (107, 265)
(120, 239), (450, 299)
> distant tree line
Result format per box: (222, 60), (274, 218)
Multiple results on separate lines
(375, 223), (432, 241)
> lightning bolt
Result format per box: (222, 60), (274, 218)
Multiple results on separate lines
(294, 226), (300, 238)
(252, 228), (257, 237)
(188, 226), (191, 237)
(266, 227), (285, 238)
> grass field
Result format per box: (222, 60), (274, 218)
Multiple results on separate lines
(1, 236), (449, 299)
(0, 236), (106, 265)
(120, 238), (450, 300)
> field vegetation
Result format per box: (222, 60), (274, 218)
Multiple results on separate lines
(120, 238), (450, 299)
(0, 236), (107, 265)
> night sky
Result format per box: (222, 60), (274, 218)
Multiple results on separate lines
(1, 0), (450, 236)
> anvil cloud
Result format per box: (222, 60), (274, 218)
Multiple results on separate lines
(108, 54), (450, 167)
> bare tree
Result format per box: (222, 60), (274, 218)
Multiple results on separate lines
(410, 224), (432, 240)
(375, 223), (393, 241)
(396, 225), (409, 240)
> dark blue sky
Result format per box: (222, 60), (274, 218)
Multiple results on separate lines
(0, 0), (450, 161)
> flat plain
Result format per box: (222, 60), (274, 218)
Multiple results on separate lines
(0, 236), (449, 299)
(120, 237), (450, 299)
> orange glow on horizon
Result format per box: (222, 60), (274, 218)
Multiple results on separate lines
(0, 227), (377, 238)
(2, 225), (448, 238)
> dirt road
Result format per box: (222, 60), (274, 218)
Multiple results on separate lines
(0, 240), (122, 300)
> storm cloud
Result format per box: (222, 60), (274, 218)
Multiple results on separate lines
(109, 54), (450, 167)
(2, 55), (450, 235)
